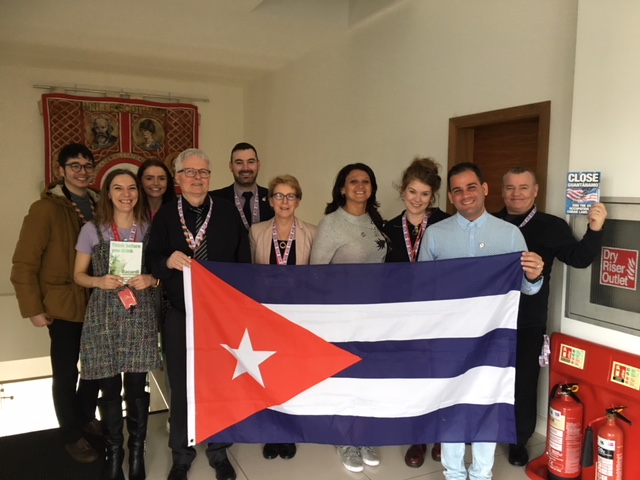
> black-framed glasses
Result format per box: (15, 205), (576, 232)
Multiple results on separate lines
(177, 168), (211, 178)
(272, 193), (298, 201)
(66, 163), (95, 173)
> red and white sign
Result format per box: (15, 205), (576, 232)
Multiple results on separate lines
(600, 247), (638, 291)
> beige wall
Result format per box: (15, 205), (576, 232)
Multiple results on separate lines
(562, 1), (640, 352)
(0, 64), (245, 363)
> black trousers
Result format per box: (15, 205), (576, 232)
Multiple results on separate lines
(164, 308), (231, 467)
(48, 319), (100, 444)
(514, 326), (546, 446)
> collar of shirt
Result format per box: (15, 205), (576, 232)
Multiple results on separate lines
(233, 185), (258, 205)
(454, 210), (489, 230)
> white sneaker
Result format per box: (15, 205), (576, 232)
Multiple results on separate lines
(360, 446), (380, 466)
(337, 445), (364, 472)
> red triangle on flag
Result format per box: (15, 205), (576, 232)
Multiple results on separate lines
(189, 261), (361, 443)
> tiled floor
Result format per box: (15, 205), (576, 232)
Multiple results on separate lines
(143, 412), (546, 480)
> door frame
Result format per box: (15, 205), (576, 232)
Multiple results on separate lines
(447, 101), (551, 213)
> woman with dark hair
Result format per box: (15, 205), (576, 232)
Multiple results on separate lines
(137, 159), (176, 433)
(138, 119), (162, 151)
(137, 159), (176, 221)
(383, 157), (450, 468)
(249, 174), (317, 461)
(310, 163), (387, 265)
(74, 169), (161, 480)
(310, 162), (387, 473)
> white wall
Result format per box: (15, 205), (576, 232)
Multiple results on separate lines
(562, 1), (640, 352)
(245, 0), (580, 436)
(10, 0), (635, 440)
(246, 0), (579, 225)
(0, 63), (245, 364)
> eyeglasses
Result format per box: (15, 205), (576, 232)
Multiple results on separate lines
(177, 168), (211, 178)
(272, 193), (298, 201)
(66, 163), (95, 173)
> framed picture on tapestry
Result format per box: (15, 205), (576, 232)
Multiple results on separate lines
(42, 93), (199, 189)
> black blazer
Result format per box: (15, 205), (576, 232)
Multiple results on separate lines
(209, 184), (274, 224)
(383, 207), (451, 263)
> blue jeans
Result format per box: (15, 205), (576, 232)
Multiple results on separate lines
(441, 442), (496, 480)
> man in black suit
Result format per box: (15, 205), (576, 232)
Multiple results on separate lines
(210, 142), (274, 229)
(147, 148), (250, 480)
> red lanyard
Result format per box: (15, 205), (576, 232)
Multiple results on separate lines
(402, 212), (429, 262)
(111, 223), (138, 242)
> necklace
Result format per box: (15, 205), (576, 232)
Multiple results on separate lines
(111, 223), (138, 242)
(402, 212), (429, 262)
(233, 188), (259, 230)
(62, 185), (95, 224)
(272, 219), (296, 265)
(177, 196), (213, 251)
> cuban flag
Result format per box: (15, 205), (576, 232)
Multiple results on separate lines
(184, 252), (522, 447)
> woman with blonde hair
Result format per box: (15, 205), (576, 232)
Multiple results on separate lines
(249, 174), (317, 461)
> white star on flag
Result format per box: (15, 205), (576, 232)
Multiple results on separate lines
(221, 329), (276, 387)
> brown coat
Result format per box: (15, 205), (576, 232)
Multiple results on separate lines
(249, 217), (317, 265)
(11, 183), (98, 322)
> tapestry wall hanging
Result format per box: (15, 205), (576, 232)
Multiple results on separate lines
(42, 93), (199, 189)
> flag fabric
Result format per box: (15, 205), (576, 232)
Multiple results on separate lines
(566, 187), (599, 203)
(184, 252), (523, 447)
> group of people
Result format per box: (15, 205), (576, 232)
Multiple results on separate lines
(11, 140), (607, 480)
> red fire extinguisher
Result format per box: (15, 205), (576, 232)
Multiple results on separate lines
(581, 407), (633, 480)
(547, 383), (584, 480)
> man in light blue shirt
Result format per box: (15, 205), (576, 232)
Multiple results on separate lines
(418, 162), (544, 480)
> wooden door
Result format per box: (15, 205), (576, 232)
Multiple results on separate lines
(447, 101), (550, 214)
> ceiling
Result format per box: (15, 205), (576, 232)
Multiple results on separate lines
(0, 0), (402, 85)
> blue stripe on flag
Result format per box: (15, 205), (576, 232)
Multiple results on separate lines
(206, 403), (516, 446)
(334, 328), (516, 379)
(202, 252), (523, 304)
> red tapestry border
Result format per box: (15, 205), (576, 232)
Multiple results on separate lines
(42, 93), (199, 189)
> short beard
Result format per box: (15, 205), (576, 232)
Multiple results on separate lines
(233, 173), (256, 187)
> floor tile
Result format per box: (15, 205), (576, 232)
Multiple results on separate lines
(144, 412), (551, 480)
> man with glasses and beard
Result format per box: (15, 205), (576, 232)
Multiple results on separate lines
(210, 142), (274, 230)
(11, 143), (102, 463)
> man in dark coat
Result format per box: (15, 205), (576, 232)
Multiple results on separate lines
(494, 167), (607, 467)
(209, 142), (274, 229)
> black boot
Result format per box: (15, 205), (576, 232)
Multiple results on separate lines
(126, 393), (150, 480)
(98, 397), (125, 480)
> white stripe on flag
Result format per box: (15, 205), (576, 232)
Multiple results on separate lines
(270, 365), (515, 418)
(183, 266), (197, 444)
(264, 291), (520, 343)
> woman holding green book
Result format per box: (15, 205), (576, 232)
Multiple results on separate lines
(74, 168), (160, 480)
